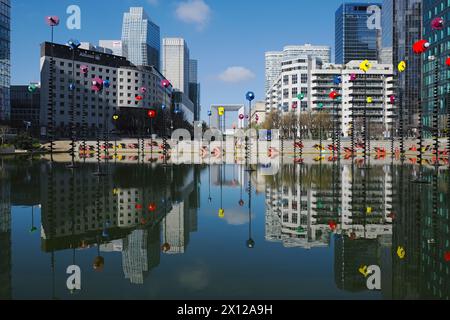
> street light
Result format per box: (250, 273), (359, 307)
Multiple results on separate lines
(245, 91), (255, 171)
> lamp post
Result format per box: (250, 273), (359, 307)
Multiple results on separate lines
(161, 79), (171, 165)
(45, 16), (60, 159)
(91, 77), (104, 176)
(297, 93), (305, 161)
(245, 91), (255, 171)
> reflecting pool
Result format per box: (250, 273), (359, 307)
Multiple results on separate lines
(0, 158), (449, 300)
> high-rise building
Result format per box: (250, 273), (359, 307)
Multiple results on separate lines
(422, 0), (449, 130)
(391, 0), (422, 131)
(265, 52), (283, 95)
(189, 59), (201, 121)
(121, 7), (160, 69)
(335, 3), (382, 64)
(265, 45), (331, 95)
(0, 0), (10, 122)
(163, 38), (190, 94)
(99, 40), (124, 57)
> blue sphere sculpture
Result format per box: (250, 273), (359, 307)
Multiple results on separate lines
(103, 80), (111, 89)
(162, 104), (167, 110)
(333, 76), (342, 85)
(208, 110), (212, 117)
(246, 91), (255, 102)
(69, 83), (75, 91)
(67, 39), (80, 50)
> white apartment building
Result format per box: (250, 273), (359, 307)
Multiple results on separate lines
(266, 56), (322, 114)
(40, 42), (171, 137)
(265, 44), (331, 95)
(311, 60), (394, 137)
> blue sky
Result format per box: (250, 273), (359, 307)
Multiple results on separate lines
(12, 0), (376, 121)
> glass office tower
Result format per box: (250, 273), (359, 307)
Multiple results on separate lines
(335, 3), (382, 64)
(0, 0), (10, 122)
(391, 0), (423, 131)
(121, 7), (160, 69)
(422, 0), (450, 129)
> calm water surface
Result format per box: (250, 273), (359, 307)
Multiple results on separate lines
(0, 158), (449, 300)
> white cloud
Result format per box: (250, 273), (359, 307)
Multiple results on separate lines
(175, 0), (211, 30)
(147, 0), (158, 5)
(218, 67), (255, 83)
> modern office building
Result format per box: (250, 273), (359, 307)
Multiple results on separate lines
(189, 59), (201, 121)
(99, 40), (124, 57)
(0, 0), (10, 122)
(391, 0), (423, 131)
(163, 38), (190, 95)
(422, 0), (449, 130)
(381, 0), (394, 63)
(265, 45), (331, 95)
(335, 3), (382, 64)
(79, 42), (113, 54)
(39, 42), (171, 138)
(121, 7), (161, 69)
(10, 85), (41, 132)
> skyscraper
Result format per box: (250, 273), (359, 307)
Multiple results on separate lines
(265, 51), (283, 94)
(189, 59), (201, 121)
(335, 3), (382, 64)
(163, 38), (190, 94)
(121, 7), (160, 69)
(391, 0), (422, 130)
(0, 0), (10, 122)
(422, 0), (449, 129)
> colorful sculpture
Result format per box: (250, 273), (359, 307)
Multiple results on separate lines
(333, 76), (342, 85)
(246, 91), (255, 101)
(28, 83), (38, 93)
(239, 114), (245, 120)
(446, 57), (450, 67)
(147, 109), (157, 119)
(46, 16), (60, 27)
(218, 107), (225, 116)
(148, 203), (157, 212)
(91, 78), (103, 92)
(161, 79), (171, 88)
(412, 40), (430, 54)
(349, 74), (357, 81)
(208, 110), (212, 117)
(140, 87), (147, 94)
(103, 80), (110, 89)
(359, 60), (372, 72)
(112, 114), (119, 121)
(329, 90), (340, 100)
(366, 97), (373, 104)
(135, 95), (143, 101)
(292, 102), (298, 109)
(398, 61), (407, 72)
(68, 83), (75, 91)
(67, 39), (80, 50)
(297, 93), (305, 100)
(431, 17), (444, 30)
(390, 95), (396, 104)
(80, 65), (88, 74)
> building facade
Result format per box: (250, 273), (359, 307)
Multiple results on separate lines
(121, 7), (160, 69)
(10, 85), (41, 132)
(189, 59), (201, 121)
(0, 0), (10, 122)
(422, 0), (450, 131)
(39, 42), (171, 137)
(163, 38), (190, 95)
(335, 3), (382, 64)
(265, 45), (331, 95)
(392, 0), (423, 132)
(311, 60), (394, 137)
(99, 40), (124, 57)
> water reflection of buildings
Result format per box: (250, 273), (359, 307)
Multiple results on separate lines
(39, 163), (200, 285)
(0, 164), (12, 299)
(265, 164), (393, 249)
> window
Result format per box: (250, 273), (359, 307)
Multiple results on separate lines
(301, 74), (308, 83)
(283, 75), (289, 85)
(292, 74), (298, 84)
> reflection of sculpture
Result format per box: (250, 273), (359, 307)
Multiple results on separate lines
(431, 17), (444, 30)
(412, 40), (430, 54)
